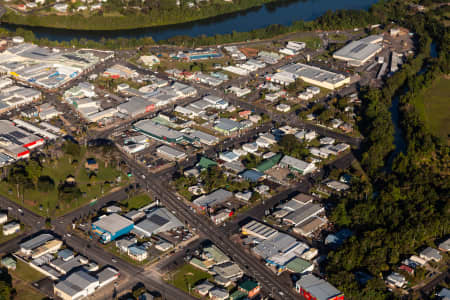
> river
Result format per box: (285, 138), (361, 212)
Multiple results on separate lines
(386, 42), (438, 171)
(1, 0), (377, 41)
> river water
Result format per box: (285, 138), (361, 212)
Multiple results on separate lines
(1, 0), (377, 41)
(386, 42), (438, 171)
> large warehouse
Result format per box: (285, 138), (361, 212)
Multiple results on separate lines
(333, 35), (383, 66)
(92, 213), (134, 243)
(0, 120), (45, 159)
(276, 63), (350, 90)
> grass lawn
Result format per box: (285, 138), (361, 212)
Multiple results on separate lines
(168, 264), (212, 295)
(9, 260), (46, 300)
(12, 280), (45, 300)
(412, 76), (450, 142)
(0, 228), (23, 245)
(0, 152), (130, 217)
(125, 194), (153, 210)
(295, 36), (322, 49)
(103, 243), (150, 266)
(12, 260), (45, 282)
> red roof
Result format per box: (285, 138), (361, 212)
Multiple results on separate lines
(399, 265), (414, 274)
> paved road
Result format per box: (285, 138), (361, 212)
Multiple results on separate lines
(120, 152), (303, 300)
(128, 59), (362, 148)
(53, 229), (198, 300)
(0, 194), (45, 227)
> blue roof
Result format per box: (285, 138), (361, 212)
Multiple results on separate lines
(241, 169), (264, 182)
(129, 245), (146, 255)
(58, 249), (74, 259)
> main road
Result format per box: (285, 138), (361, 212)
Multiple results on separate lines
(120, 151), (303, 300)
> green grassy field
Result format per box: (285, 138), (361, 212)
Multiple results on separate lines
(9, 260), (46, 300)
(126, 194), (153, 210)
(12, 260), (45, 282)
(295, 36), (322, 49)
(413, 76), (450, 142)
(0, 152), (129, 217)
(168, 264), (212, 295)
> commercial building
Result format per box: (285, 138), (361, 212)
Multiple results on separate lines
(92, 213), (134, 243)
(190, 130), (219, 145)
(253, 232), (310, 270)
(128, 245), (148, 261)
(333, 35), (383, 66)
(20, 233), (55, 256)
(103, 64), (138, 79)
(133, 120), (192, 144)
(193, 189), (233, 210)
(214, 119), (241, 135)
(117, 97), (155, 118)
(3, 221), (20, 235)
(97, 267), (119, 287)
(54, 269), (99, 300)
(296, 274), (344, 300)
(0, 44), (103, 90)
(0, 119), (45, 158)
(275, 63), (350, 90)
(133, 207), (183, 237)
(283, 203), (325, 226)
(31, 239), (63, 259)
(241, 220), (278, 240)
(156, 145), (187, 161)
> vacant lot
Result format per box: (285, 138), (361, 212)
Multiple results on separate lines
(126, 194), (153, 210)
(413, 76), (450, 142)
(9, 260), (46, 300)
(168, 263), (212, 296)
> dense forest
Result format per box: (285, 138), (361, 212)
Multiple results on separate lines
(325, 2), (449, 299)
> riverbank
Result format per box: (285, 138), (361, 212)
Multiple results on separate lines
(0, 0), (277, 31)
(0, 0), (378, 40)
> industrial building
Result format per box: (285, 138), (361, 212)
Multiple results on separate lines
(92, 213), (134, 243)
(133, 207), (183, 237)
(295, 274), (344, 300)
(241, 220), (278, 240)
(54, 269), (99, 300)
(0, 43), (103, 90)
(333, 35), (383, 66)
(0, 120), (45, 159)
(274, 63), (350, 90)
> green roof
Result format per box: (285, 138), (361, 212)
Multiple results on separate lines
(190, 258), (208, 270)
(285, 257), (312, 273)
(203, 245), (228, 264)
(230, 290), (247, 300)
(256, 153), (282, 172)
(197, 157), (217, 170)
(1, 257), (16, 268)
(239, 280), (259, 292)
